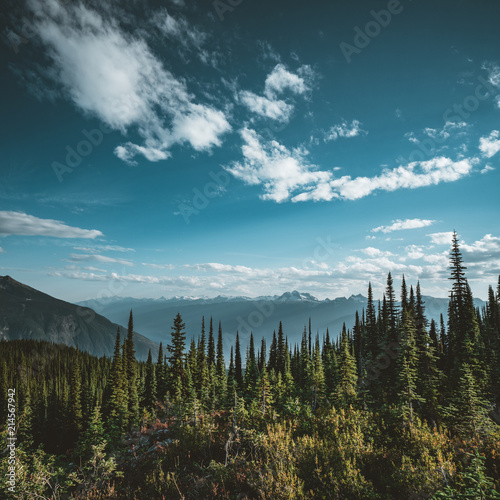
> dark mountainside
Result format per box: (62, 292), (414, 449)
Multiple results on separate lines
(0, 275), (158, 360)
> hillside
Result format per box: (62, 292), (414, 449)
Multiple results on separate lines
(0, 275), (158, 360)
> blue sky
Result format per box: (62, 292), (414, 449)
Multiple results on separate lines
(1, 0), (500, 302)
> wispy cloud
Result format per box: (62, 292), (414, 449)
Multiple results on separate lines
(422, 121), (468, 141)
(74, 245), (135, 253)
(483, 61), (500, 107)
(323, 157), (477, 201)
(141, 263), (175, 269)
(372, 219), (435, 234)
(69, 253), (134, 266)
(238, 64), (312, 122)
(27, 0), (230, 165)
(0, 212), (102, 239)
(325, 119), (366, 141)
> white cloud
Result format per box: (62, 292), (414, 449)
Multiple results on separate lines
(372, 219), (435, 234)
(479, 130), (500, 158)
(141, 263), (175, 270)
(427, 232), (454, 245)
(325, 120), (366, 141)
(0, 247), (4, 253)
(461, 234), (500, 255)
(405, 245), (425, 260)
(481, 165), (495, 174)
(69, 253), (134, 266)
(27, 0), (230, 164)
(226, 129), (479, 203)
(74, 245), (135, 253)
(483, 62), (500, 108)
(360, 247), (393, 257)
(483, 62), (500, 88)
(0, 211), (102, 239)
(264, 64), (309, 97)
(225, 128), (331, 202)
(239, 91), (293, 122)
(327, 157), (477, 201)
(238, 63), (311, 122)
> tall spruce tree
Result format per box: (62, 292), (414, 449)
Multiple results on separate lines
(143, 350), (157, 413)
(335, 324), (358, 408)
(235, 331), (243, 389)
(69, 350), (83, 442)
(244, 333), (259, 400)
(168, 313), (187, 392)
(156, 342), (166, 402)
(108, 328), (127, 441)
(207, 317), (215, 368)
(125, 310), (139, 429)
(396, 310), (423, 425)
(277, 321), (286, 375)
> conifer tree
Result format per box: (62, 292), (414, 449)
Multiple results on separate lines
(396, 310), (423, 425)
(310, 336), (325, 411)
(447, 363), (493, 437)
(415, 283), (442, 425)
(257, 361), (272, 415)
(124, 310), (139, 429)
(366, 282), (379, 361)
(156, 342), (166, 402)
(226, 346), (237, 407)
(259, 337), (266, 372)
(207, 317), (215, 368)
(69, 351), (83, 442)
(268, 330), (277, 372)
(235, 331), (243, 389)
(401, 275), (408, 317)
(299, 326), (311, 395)
(215, 322), (227, 402)
(108, 328), (126, 441)
(75, 404), (106, 460)
(335, 324), (358, 408)
(143, 350), (157, 413)
(277, 321), (286, 375)
(196, 317), (208, 395)
(244, 333), (259, 400)
(216, 321), (225, 379)
(168, 313), (187, 393)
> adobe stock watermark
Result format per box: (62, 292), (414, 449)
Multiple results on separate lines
(51, 123), (113, 182)
(396, 74), (500, 164)
(340, 0), (406, 64)
(4, 19), (37, 54)
(6, 388), (16, 494)
(213, 0), (244, 22)
(176, 169), (231, 224)
(359, 340), (401, 388)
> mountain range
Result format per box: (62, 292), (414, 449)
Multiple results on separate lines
(0, 275), (158, 360)
(1, 276), (487, 360)
(78, 290), (487, 356)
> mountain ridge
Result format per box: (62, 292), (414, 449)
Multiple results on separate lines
(0, 275), (158, 360)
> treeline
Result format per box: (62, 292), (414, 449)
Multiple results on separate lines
(1, 231), (499, 498)
(100, 231), (500, 438)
